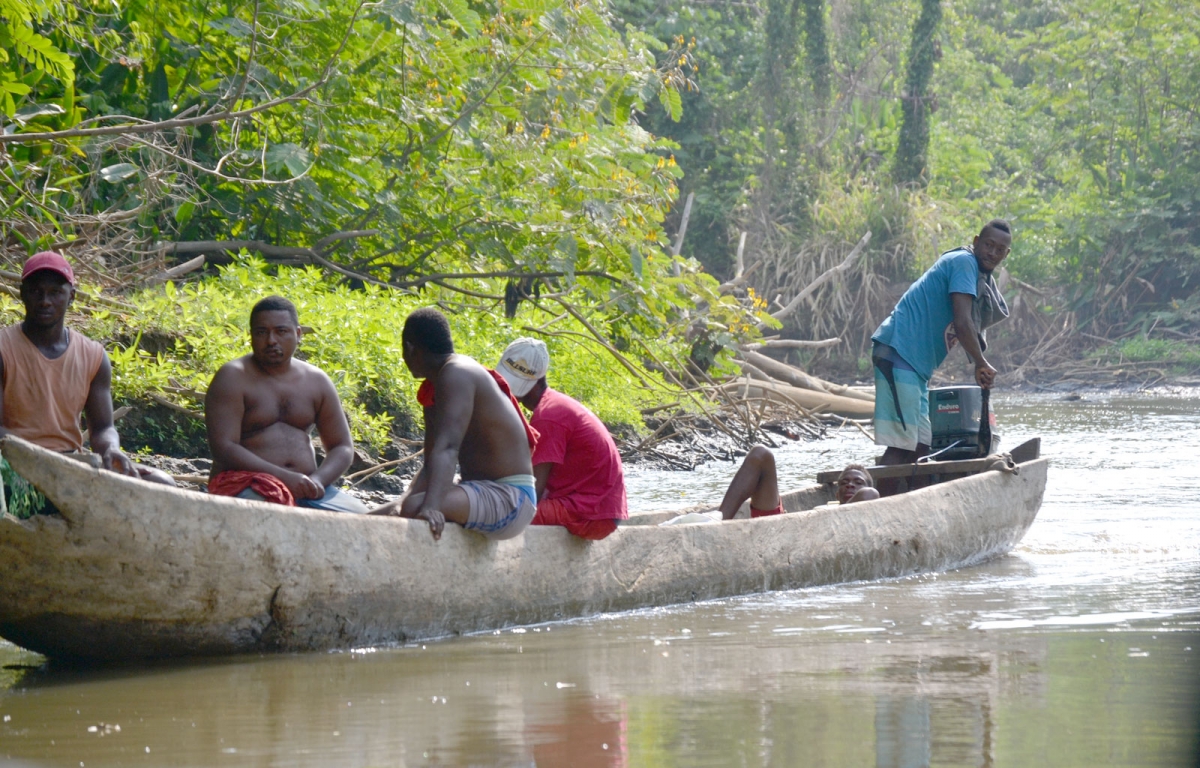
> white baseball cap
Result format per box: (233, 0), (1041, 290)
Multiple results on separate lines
(496, 337), (549, 397)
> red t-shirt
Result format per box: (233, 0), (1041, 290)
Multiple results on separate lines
(530, 388), (628, 521)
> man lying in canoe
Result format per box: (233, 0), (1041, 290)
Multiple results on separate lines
(369, 308), (538, 541)
(835, 464), (880, 504)
(716, 449), (878, 519)
(204, 295), (368, 513)
(0, 251), (173, 487)
(495, 337), (628, 540)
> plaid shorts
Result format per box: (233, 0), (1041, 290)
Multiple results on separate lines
(872, 344), (931, 451)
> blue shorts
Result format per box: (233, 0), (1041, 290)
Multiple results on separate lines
(460, 475), (537, 540)
(238, 484), (369, 514)
(872, 343), (931, 452)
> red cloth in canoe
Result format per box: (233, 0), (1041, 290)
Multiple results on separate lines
(208, 470), (295, 506)
(416, 369), (539, 452)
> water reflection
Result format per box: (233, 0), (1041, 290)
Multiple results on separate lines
(1, 618), (1195, 767)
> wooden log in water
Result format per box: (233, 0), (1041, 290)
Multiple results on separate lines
(720, 378), (874, 418)
(739, 350), (875, 403)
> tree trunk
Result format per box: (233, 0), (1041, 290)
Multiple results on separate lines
(801, 0), (830, 110)
(893, 0), (942, 186)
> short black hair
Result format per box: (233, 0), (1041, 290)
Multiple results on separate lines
(403, 307), (455, 355)
(250, 295), (299, 326)
(980, 219), (1012, 238)
(839, 463), (875, 487)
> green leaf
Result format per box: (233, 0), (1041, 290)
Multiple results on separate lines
(100, 163), (139, 183)
(658, 86), (682, 122)
(13, 102), (64, 124)
(209, 16), (254, 37)
(265, 143), (312, 177)
(437, 0), (480, 35)
(630, 246), (643, 279)
(174, 200), (197, 226)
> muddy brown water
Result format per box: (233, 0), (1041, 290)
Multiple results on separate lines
(1, 390), (1198, 767)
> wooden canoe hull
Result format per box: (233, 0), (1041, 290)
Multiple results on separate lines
(0, 437), (1046, 661)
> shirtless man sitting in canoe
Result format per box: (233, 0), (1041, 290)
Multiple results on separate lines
(717, 449), (878, 519)
(369, 307), (538, 541)
(204, 295), (367, 513)
(0, 251), (173, 488)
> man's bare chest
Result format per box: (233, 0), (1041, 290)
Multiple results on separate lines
(241, 381), (317, 433)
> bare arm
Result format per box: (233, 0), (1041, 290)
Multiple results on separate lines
(407, 406), (435, 496)
(310, 371), (355, 488)
(533, 462), (553, 499)
(419, 368), (475, 519)
(951, 292), (996, 389)
(84, 354), (137, 476)
(205, 364), (321, 497)
(368, 406), (431, 517)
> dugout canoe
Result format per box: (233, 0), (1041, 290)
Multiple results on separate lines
(0, 435), (1046, 662)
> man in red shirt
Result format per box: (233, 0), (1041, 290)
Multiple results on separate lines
(496, 338), (628, 539)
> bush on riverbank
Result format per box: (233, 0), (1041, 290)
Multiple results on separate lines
(0, 259), (697, 459)
(1089, 339), (1200, 377)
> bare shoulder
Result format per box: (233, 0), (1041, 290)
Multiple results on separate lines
(209, 356), (254, 391)
(294, 358), (340, 394)
(443, 354), (488, 384)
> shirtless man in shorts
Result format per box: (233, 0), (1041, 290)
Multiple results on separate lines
(205, 295), (367, 512)
(370, 308), (537, 541)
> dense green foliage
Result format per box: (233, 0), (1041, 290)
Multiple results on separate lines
(0, 0), (760, 357)
(617, 0), (1200, 353)
(1090, 339), (1200, 375)
(0, 456), (46, 519)
(0, 0), (1197, 458)
(0, 0), (778, 447)
(0, 258), (697, 454)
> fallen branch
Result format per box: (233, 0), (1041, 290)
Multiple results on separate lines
(143, 255), (207, 286)
(740, 337), (841, 351)
(717, 260), (763, 294)
(764, 230), (872, 326)
(346, 449), (424, 486)
(670, 192), (694, 258)
(720, 377), (874, 418)
(147, 392), (202, 419)
(739, 350), (874, 402)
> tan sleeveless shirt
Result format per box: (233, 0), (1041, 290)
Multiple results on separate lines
(0, 324), (105, 451)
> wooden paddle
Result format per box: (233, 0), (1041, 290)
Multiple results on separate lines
(978, 387), (992, 457)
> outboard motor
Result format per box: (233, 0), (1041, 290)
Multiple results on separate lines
(928, 385), (999, 460)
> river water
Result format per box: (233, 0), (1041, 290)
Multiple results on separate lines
(1, 390), (1198, 767)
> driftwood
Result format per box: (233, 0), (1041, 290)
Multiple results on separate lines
(721, 378), (874, 418)
(740, 338), (841, 351)
(739, 350), (874, 403)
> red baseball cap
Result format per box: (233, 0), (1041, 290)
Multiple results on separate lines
(21, 251), (75, 285)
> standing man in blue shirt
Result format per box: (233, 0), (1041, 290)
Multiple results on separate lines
(870, 219), (1012, 475)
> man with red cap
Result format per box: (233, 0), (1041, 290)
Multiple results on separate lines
(0, 252), (172, 489)
(496, 338), (628, 539)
